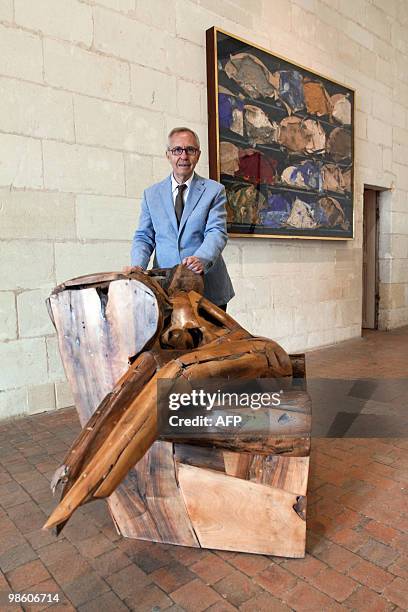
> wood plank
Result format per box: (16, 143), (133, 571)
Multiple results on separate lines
(174, 448), (309, 494)
(174, 444), (226, 473)
(223, 451), (251, 478)
(51, 288), (112, 424)
(105, 280), (160, 375)
(207, 392), (311, 436)
(50, 352), (157, 504)
(178, 464), (306, 557)
(174, 448), (309, 492)
(168, 435), (311, 456)
(49, 278), (161, 424)
(206, 27), (219, 181)
(165, 389), (311, 454)
(109, 441), (199, 547)
(59, 272), (126, 288)
(44, 360), (180, 530)
(248, 456), (310, 495)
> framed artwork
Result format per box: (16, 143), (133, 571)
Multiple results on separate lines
(206, 27), (355, 240)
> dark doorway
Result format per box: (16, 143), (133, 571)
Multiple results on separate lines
(362, 189), (379, 329)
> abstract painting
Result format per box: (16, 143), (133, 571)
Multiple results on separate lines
(206, 27), (354, 239)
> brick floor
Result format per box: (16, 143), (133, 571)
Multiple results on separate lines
(0, 328), (407, 610)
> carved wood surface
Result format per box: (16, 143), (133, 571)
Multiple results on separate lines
(177, 463), (306, 557)
(248, 455), (310, 495)
(45, 267), (311, 557)
(109, 441), (199, 547)
(173, 445), (310, 493)
(49, 276), (162, 423)
(169, 435), (311, 456)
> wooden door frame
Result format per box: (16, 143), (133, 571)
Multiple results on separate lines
(362, 188), (380, 330)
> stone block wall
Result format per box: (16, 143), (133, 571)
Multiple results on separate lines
(0, 0), (407, 418)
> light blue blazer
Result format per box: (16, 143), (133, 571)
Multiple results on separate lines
(131, 174), (235, 305)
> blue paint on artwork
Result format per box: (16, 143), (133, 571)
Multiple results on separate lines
(259, 194), (292, 227)
(288, 161), (322, 190)
(218, 94), (244, 130)
(278, 71), (305, 112)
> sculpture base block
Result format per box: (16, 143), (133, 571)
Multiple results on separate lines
(108, 440), (309, 558)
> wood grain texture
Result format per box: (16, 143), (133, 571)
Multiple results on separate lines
(206, 27), (219, 181)
(44, 359), (180, 529)
(168, 435), (311, 456)
(174, 444), (226, 473)
(50, 352), (157, 534)
(47, 274), (172, 536)
(223, 451), (250, 478)
(173, 390), (311, 438)
(248, 456), (310, 495)
(109, 441), (199, 547)
(174, 447), (309, 497)
(49, 277), (161, 424)
(178, 463), (306, 557)
(44, 266), (309, 557)
(52, 352), (157, 490)
(47, 273), (170, 535)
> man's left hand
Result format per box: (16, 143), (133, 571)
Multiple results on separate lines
(182, 256), (204, 275)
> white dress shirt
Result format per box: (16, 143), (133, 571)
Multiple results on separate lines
(171, 173), (194, 207)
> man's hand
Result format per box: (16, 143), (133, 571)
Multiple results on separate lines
(182, 256), (204, 275)
(122, 265), (144, 274)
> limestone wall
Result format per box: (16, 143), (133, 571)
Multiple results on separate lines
(0, 0), (407, 418)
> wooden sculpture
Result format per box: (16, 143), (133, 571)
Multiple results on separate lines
(44, 265), (311, 557)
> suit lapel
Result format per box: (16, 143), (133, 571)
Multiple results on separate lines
(179, 175), (206, 234)
(159, 176), (178, 236)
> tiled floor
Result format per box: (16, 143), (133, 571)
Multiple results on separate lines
(0, 328), (407, 611)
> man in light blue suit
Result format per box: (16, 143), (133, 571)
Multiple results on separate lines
(129, 127), (234, 308)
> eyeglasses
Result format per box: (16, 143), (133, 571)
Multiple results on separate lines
(168, 146), (199, 156)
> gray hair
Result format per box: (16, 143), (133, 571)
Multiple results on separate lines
(167, 127), (200, 150)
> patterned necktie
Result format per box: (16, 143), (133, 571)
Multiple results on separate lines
(175, 183), (187, 226)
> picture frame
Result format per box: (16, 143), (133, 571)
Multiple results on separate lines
(206, 27), (355, 240)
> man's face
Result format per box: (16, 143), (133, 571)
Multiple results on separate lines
(166, 131), (201, 182)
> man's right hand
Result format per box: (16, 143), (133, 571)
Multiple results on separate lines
(122, 265), (144, 274)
